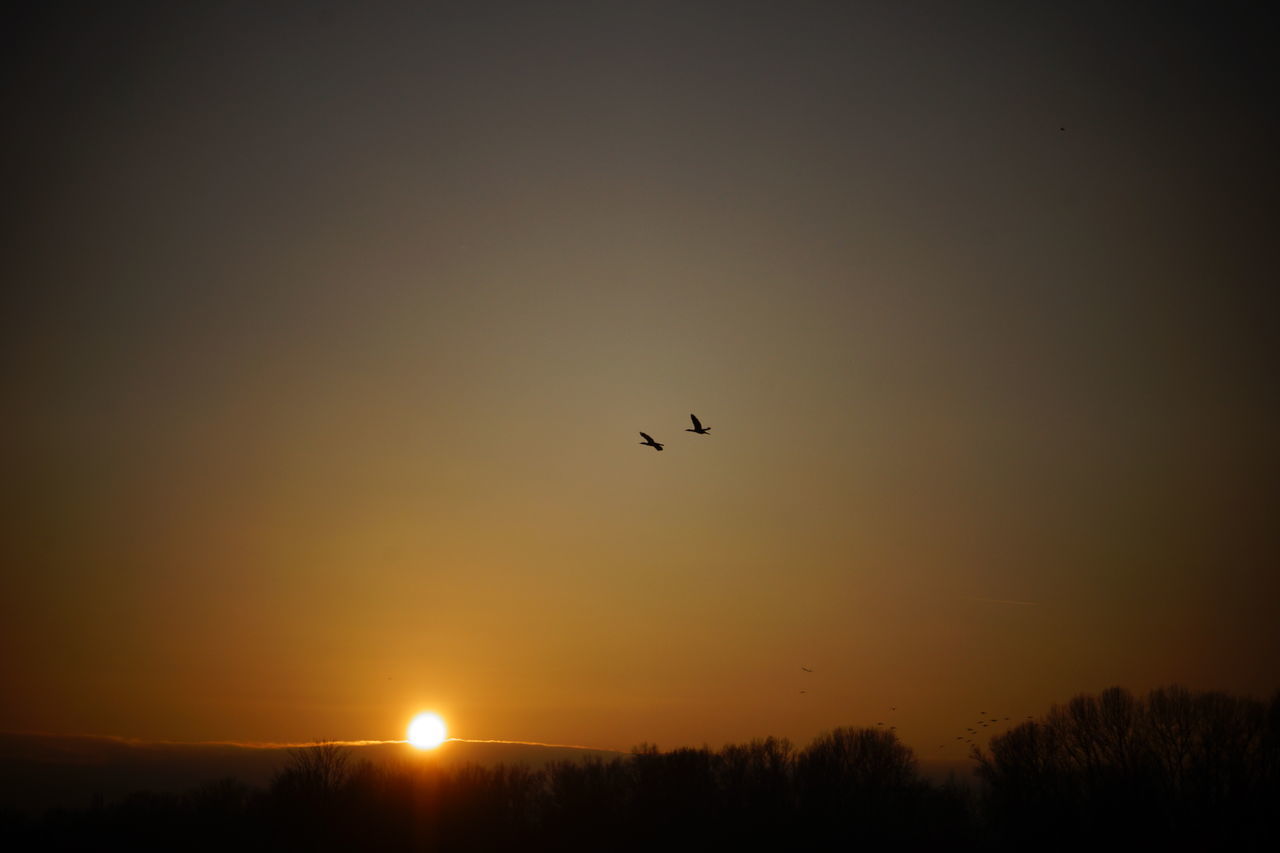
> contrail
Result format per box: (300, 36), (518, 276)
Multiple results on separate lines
(10, 733), (404, 750)
(160, 738), (405, 749)
(187, 737), (622, 752)
(14, 732), (625, 753)
(962, 595), (1040, 606)
(444, 737), (625, 752)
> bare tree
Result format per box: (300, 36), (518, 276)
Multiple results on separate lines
(975, 685), (1276, 845)
(272, 741), (352, 801)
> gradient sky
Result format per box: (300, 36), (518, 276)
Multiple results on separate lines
(3, 1), (1277, 756)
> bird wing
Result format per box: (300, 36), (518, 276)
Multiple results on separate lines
(690, 414), (702, 430)
(639, 432), (654, 443)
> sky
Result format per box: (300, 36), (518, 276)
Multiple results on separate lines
(2, 1), (1277, 758)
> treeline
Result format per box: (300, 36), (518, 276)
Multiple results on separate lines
(977, 685), (1280, 847)
(4, 685), (1278, 851)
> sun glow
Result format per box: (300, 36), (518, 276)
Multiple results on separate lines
(408, 712), (447, 749)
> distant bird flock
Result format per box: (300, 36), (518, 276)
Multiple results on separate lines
(796, 665), (1032, 749)
(638, 414), (711, 451)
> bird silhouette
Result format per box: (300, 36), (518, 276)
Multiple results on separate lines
(638, 432), (664, 451)
(685, 413), (711, 435)
(800, 666), (813, 672)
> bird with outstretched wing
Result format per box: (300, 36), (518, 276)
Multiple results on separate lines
(638, 432), (664, 451)
(685, 413), (711, 435)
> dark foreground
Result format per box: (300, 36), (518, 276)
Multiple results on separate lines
(3, 685), (1277, 851)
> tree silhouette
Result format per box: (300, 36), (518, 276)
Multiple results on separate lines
(272, 741), (351, 802)
(5, 688), (1274, 850)
(795, 726), (931, 844)
(975, 685), (1280, 847)
(268, 741), (353, 848)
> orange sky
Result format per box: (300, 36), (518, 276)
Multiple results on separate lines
(2, 1), (1277, 758)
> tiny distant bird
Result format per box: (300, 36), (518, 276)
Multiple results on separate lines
(1059, 126), (1066, 131)
(800, 666), (813, 672)
(685, 413), (711, 435)
(638, 432), (664, 451)
(799, 690), (807, 694)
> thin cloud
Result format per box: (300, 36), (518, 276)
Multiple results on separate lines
(3, 732), (623, 753)
(127, 736), (619, 752)
(446, 737), (625, 752)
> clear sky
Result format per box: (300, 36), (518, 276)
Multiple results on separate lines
(3, 1), (1277, 757)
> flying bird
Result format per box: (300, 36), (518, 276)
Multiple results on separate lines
(800, 666), (813, 672)
(685, 413), (711, 435)
(638, 432), (664, 451)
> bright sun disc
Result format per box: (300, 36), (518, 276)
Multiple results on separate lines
(408, 713), (447, 749)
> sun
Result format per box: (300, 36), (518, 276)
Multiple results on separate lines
(407, 712), (447, 749)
